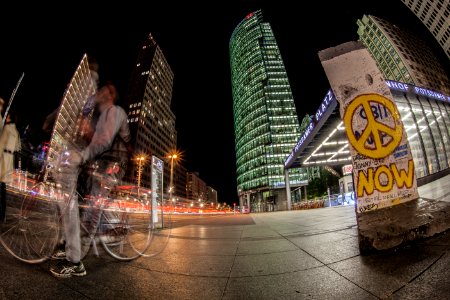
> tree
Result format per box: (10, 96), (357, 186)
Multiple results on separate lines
(307, 167), (339, 199)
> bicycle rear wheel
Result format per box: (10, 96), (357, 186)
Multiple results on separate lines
(0, 181), (60, 264)
(100, 198), (152, 261)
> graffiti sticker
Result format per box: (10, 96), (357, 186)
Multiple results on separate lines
(344, 93), (403, 159)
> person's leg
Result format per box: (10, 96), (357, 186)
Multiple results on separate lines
(63, 194), (81, 263)
(50, 193), (86, 278)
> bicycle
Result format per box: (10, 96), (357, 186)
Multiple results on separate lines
(0, 150), (172, 264)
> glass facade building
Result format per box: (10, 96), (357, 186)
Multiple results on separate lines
(357, 15), (450, 95)
(230, 11), (306, 211)
(124, 34), (176, 190)
(387, 82), (450, 178)
(46, 55), (97, 180)
(400, 0), (450, 59)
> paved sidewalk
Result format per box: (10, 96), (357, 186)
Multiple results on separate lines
(419, 173), (450, 202)
(1, 206), (449, 299)
(1, 176), (450, 299)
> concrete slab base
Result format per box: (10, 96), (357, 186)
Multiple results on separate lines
(357, 198), (450, 254)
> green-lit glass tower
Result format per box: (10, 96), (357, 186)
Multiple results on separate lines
(230, 10), (305, 212)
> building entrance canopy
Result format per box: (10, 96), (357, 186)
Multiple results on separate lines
(284, 90), (350, 169)
(284, 80), (450, 171)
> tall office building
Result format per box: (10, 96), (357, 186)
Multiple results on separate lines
(400, 0), (450, 59)
(174, 163), (187, 198)
(46, 55), (96, 180)
(125, 34), (177, 189)
(207, 186), (218, 205)
(230, 10), (307, 212)
(186, 172), (207, 201)
(357, 15), (450, 95)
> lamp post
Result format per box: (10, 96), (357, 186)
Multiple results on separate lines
(136, 156), (145, 199)
(168, 153), (178, 204)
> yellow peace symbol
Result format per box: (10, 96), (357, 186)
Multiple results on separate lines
(344, 93), (403, 159)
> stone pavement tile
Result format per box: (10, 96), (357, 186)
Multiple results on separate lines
(63, 258), (227, 300)
(418, 173), (450, 200)
(160, 238), (239, 256)
(223, 266), (376, 300)
(288, 231), (352, 248)
(135, 251), (235, 277)
(0, 253), (86, 299)
(335, 227), (359, 237)
(299, 236), (360, 264)
(236, 239), (297, 255)
(418, 231), (450, 246)
(169, 226), (243, 240)
(230, 249), (323, 277)
(241, 229), (281, 239)
(388, 250), (450, 300)
(328, 244), (448, 299)
(304, 225), (354, 234)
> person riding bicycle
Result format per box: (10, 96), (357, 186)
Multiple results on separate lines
(50, 82), (132, 278)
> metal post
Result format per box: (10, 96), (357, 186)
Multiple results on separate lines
(169, 157), (174, 204)
(304, 186), (308, 201)
(2, 73), (24, 127)
(327, 186), (331, 207)
(137, 158), (143, 199)
(285, 169), (292, 210)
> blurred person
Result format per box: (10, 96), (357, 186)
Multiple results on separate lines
(0, 112), (21, 221)
(0, 112), (21, 182)
(49, 82), (131, 278)
(0, 97), (4, 134)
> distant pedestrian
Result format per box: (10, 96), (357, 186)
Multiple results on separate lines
(0, 112), (21, 184)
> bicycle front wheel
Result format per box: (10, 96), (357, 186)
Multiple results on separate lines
(0, 182), (60, 264)
(100, 199), (152, 261)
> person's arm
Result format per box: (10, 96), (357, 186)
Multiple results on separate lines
(118, 108), (131, 144)
(80, 106), (122, 163)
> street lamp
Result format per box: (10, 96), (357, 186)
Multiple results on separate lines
(167, 152), (179, 204)
(135, 155), (146, 198)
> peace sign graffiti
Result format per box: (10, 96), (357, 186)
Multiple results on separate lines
(344, 93), (403, 159)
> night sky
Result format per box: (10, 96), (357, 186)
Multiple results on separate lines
(1, 1), (449, 204)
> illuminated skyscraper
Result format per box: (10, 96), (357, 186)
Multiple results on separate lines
(400, 0), (450, 59)
(125, 34), (176, 189)
(357, 15), (450, 95)
(47, 54), (96, 180)
(230, 10), (306, 212)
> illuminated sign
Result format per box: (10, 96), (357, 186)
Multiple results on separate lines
(342, 164), (353, 175)
(151, 156), (164, 224)
(385, 80), (409, 92)
(285, 90), (336, 167)
(285, 122), (314, 166)
(152, 156), (163, 172)
(414, 86), (448, 102)
(386, 80), (450, 103)
(315, 90), (335, 122)
(246, 13), (254, 19)
(273, 180), (308, 188)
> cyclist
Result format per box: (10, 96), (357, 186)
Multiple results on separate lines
(50, 82), (131, 278)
